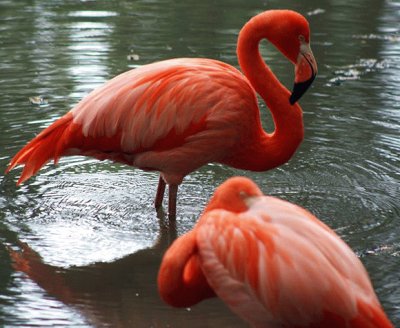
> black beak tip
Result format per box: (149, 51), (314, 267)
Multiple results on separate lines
(289, 94), (297, 105)
(289, 75), (316, 105)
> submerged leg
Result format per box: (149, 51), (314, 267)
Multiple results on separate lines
(155, 175), (166, 209)
(168, 184), (178, 220)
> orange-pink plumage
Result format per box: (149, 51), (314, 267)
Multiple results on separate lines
(158, 177), (393, 328)
(6, 10), (318, 217)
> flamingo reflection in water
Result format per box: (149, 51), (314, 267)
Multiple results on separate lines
(7, 214), (244, 327)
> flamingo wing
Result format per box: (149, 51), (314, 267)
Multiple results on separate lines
(195, 197), (388, 328)
(72, 58), (249, 152)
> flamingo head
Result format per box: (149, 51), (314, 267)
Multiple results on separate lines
(204, 177), (263, 213)
(266, 10), (318, 104)
(289, 33), (318, 105)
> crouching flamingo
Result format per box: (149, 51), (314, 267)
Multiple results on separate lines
(158, 177), (393, 327)
(6, 10), (317, 218)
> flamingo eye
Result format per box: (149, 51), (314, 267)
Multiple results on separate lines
(239, 190), (251, 199)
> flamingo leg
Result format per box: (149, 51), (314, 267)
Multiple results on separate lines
(168, 184), (178, 220)
(155, 176), (166, 209)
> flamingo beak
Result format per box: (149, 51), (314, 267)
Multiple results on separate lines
(289, 42), (318, 105)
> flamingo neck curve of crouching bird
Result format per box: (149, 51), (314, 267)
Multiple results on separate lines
(158, 177), (394, 328)
(6, 10), (317, 218)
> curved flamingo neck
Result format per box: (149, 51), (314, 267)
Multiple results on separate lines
(157, 231), (215, 307)
(235, 12), (304, 171)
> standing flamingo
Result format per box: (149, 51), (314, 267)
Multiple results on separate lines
(6, 10), (317, 218)
(158, 177), (394, 328)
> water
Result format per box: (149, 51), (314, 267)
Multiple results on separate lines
(0, 0), (399, 326)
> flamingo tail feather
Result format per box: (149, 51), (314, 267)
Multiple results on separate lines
(6, 113), (74, 185)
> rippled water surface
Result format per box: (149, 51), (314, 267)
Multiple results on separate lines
(0, 0), (399, 326)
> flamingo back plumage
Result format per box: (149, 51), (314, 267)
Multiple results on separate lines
(71, 58), (253, 152)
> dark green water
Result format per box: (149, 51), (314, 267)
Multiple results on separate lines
(0, 0), (399, 326)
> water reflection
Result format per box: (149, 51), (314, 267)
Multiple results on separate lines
(8, 212), (247, 327)
(68, 11), (119, 18)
